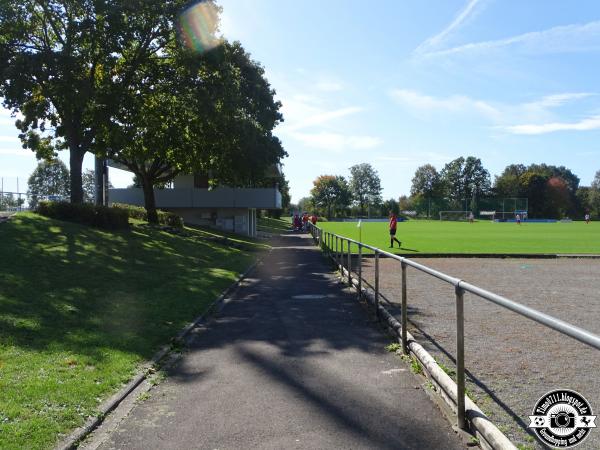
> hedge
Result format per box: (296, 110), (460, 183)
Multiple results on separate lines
(36, 201), (129, 230)
(111, 203), (184, 229)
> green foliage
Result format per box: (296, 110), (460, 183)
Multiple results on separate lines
(410, 356), (423, 375)
(0, 212), (261, 448)
(36, 201), (129, 230)
(440, 156), (491, 206)
(27, 159), (70, 208)
(381, 198), (400, 216)
(82, 169), (113, 204)
(385, 342), (401, 352)
(99, 39), (286, 223)
(310, 175), (351, 219)
(112, 203), (183, 229)
(411, 164), (443, 198)
(0, 0), (198, 203)
(494, 163), (582, 218)
(349, 163), (383, 215)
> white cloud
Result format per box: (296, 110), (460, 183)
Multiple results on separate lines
(282, 106), (363, 132)
(289, 131), (382, 152)
(524, 93), (595, 109)
(414, 0), (486, 55)
(424, 20), (600, 58)
(504, 115), (600, 135)
(389, 89), (501, 120)
(390, 88), (600, 133)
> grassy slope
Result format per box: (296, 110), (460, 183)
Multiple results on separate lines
(257, 216), (291, 234)
(319, 220), (600, 254)
(0, 213), (267, 449)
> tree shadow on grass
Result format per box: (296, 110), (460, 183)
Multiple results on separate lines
(0, 214), (261, 364)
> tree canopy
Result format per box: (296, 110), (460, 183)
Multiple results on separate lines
(27, 158), (70, 207)
(348, 163), (382, 216)
(310, 175), (351, 219)
(96, 40), (285, 222)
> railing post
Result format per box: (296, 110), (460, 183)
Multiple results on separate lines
(347, 240), (352, 286)
(358, 243), (362, 298)
(401, 261), (408, 355)
(455, 285), (466, 430)
(374, 251), (380, 317)
(335, 235), (339, 268)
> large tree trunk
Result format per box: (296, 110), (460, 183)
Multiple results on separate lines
(69, 147), (85, 204)
(140, 175), (159, 224)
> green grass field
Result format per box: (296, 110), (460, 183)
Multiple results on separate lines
(318, 220), (600, 254)
(0, 213), (266, 449)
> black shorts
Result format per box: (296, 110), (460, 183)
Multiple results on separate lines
(389, 228), (396, 236)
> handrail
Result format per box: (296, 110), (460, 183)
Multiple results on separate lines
(308, 222), (600, 433)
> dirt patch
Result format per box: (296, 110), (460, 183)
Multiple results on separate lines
(359, 257), (600, 450)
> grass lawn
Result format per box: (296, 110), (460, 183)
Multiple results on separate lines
(0, 213), (267, 449)
(318, 220), (600, 254)
(257, 216), (291, 234)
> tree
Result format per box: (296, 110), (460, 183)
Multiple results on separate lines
(349, 163), (382, 217)
(310, 175), (351, 219)
(27, 159), (70, 207)
(493, 164), (527, 197)
(440, 156), (490, 209)
(82, 169), (112, 203)
(0, 0), (191, 203)
(411, 164), (442, 217)
(297, 197), (314, 213)
(381, 198), (399, 216)
(98, 40), (285, 223)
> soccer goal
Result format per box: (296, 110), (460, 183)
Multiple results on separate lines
(439, 211), (470, 221)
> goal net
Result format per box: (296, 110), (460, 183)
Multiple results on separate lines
(439, 211), (470, 221)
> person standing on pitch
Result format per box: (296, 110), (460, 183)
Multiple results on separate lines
(388, 211), (402, 248)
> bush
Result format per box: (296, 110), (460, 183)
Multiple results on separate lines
(36, 201), (129, 230)
(112, 203), (183, 229)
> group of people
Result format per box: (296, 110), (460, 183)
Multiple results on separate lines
(292, 212), (317, 232)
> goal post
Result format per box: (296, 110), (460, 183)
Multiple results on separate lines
(439, 210), (470, 221)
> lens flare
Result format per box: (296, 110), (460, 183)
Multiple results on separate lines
(178, 1), (221, 53)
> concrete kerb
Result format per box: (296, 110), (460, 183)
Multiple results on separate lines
(331, 258), (517, 450)
(55, 255), (265, 450)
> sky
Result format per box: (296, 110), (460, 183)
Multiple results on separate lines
(3, 0), (600, 202)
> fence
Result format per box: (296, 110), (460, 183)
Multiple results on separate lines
(410, 197), (528, 219)
(308, 223), (600, 446)
(0, 191), (28, 212)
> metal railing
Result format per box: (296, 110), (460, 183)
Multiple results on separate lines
(308, 223), (600, 430)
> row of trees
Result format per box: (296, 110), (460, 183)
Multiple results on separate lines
(408, 157), (599, 219)
(300, 157), (599, 220)
(296, 163), (399, 219)
(1, 1), (286, 222)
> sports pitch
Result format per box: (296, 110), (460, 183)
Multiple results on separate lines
(318, 220), (600, 254)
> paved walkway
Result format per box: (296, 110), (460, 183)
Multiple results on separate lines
(91, 233), (465, 450)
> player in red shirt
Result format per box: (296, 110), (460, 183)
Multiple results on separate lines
(310, 214), (318, 225)
(302, 212), (309, 231)
(389, 211), (402, 248)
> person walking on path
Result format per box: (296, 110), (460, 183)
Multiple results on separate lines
(388, 211), (402, 248)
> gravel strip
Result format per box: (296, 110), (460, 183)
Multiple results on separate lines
(359, 257), (600, 450)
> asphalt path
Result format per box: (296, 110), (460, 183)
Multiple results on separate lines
(92, 233), (464, 450)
